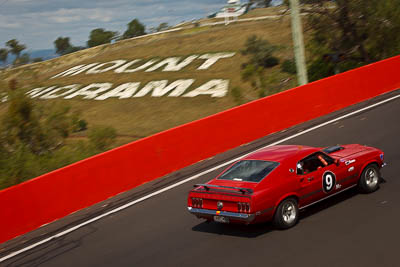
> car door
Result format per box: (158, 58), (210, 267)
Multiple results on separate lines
(296, 152), (344, 207)
(296, 152), (327, 207)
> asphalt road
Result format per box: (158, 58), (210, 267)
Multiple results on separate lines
(2, 91), (400, 267)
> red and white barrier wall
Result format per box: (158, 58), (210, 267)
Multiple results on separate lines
(1, 56), (400, 244)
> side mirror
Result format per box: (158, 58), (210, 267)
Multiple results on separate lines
(334, 159), (340, 166)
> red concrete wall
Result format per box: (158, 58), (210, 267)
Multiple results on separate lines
(1, 56), (400, 244)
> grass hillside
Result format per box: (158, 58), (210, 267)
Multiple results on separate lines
(0, 7), (298, 147)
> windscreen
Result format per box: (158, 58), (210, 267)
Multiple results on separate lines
(218, 160), (279, 183)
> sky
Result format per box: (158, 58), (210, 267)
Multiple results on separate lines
(0, 0), (238, 51)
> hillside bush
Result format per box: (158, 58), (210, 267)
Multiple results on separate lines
(88, 125), (117, 151)
(241, 35), (279, 68)
(231, 86), (243, 104)
(281, 59), (297, 74)
(0, 86), (116, 190)
(240, 35), (280, 95)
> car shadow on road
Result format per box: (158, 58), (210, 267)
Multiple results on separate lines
(191, 187), (360, 238)
(298, 187), (359, 220)
(191, 220), (275, 238)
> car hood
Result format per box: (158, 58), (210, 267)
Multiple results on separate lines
(329, 144), (370, 158)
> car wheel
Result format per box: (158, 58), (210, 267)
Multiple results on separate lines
(273, 198), (299, 229)
(358, 164), (380, 193)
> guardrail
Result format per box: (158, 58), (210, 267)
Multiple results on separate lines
(1, 55), (399, 244)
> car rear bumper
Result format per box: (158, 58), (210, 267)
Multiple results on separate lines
(188, 207), (256, 223)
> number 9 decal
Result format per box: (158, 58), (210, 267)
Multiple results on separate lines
(323, 171), (336, 193)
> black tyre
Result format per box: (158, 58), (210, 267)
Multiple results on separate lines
(273, 198), (299, 229)
(358, 164), (380, 193)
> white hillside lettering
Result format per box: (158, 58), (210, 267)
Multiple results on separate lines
(197, 52), (236, 70)
(95, 83), (141, 100)
(27, 87), (46, 97)
(50, 52), (236, 78)
(115, 59), (144, 73)
(86, 60), (127, 74)
(22, 52), (236, 101)
(24, 79), (229, 100)
(50, 63), (99, 79)
(40, 85), (80, 99)
(30, 86), (58, 98)
(133, 79), (195, 97)
(64, 83), (113, 99)
(145, 55), (199, 72)
(184, 79), (229, 97)
(118, 59), (158, 73)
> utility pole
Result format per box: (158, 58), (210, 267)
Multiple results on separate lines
(289, 0), (308, 85)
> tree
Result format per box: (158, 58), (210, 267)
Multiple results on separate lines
(0, 86), (115, 189)
(14, 53), (30, 66)
(122, 19), (146, 39)
(54, 37), (83, 55)
(0, 48), (8, 65)
(241, 63), (267, 97)
(304, 0), (400, 80)
(87, 28), (118, 47)
(240, 35), (280, 97)
(2, 90), (45, 154)
(64, 46), (84, 54)
(156, 22), (169, 32)
(54, 37), (72, 55)
(5, 39), (26, 60)
(241, 35), (279, 68)
(1, 85), (80, 155)
(281, 59), (297, 74)
(32, 57), (43, 63)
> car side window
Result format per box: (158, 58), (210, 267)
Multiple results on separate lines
(320, 152), (334, 165)
(296, 152), (334, 175)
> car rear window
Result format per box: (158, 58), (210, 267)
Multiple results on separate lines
(217, 160), (279, 183)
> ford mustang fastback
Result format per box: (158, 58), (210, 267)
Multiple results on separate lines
(187, 144), (385, 229)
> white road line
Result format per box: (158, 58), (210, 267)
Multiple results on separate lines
(1, 93), (399, 262)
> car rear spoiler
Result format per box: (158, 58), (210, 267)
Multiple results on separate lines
(193, 184), (253, 195)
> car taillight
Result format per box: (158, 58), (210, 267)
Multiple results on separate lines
(192, 198), (203, 208)
(238, 202), (250, 213)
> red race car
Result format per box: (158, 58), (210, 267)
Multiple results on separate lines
(187, 144), (385, 229)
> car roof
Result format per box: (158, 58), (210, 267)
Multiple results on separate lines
(242, 145), (319, 162)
